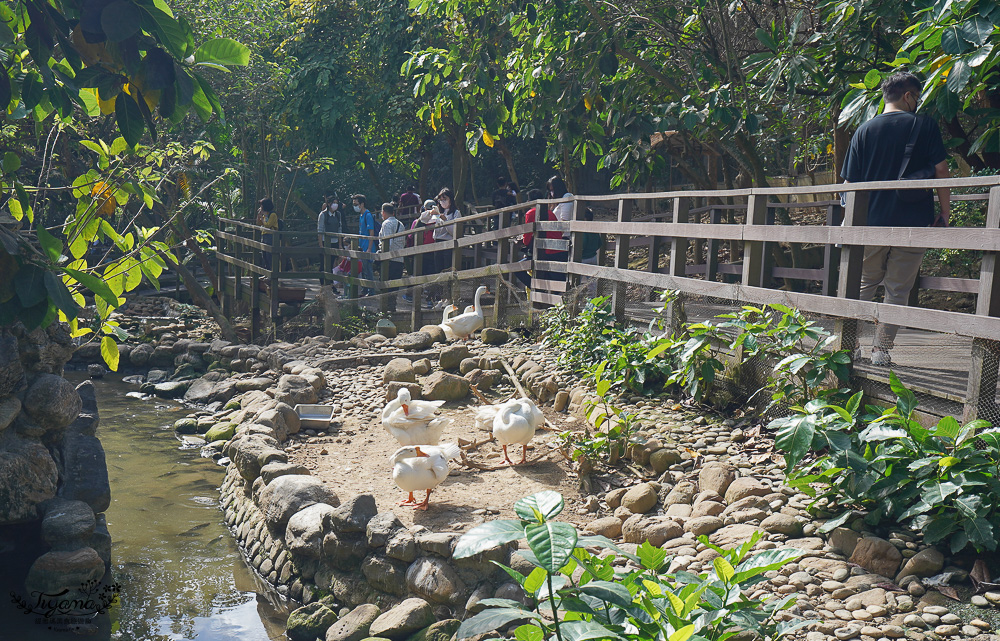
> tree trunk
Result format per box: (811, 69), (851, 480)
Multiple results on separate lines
(158, 250), (240, 342)
(495, 139), (521, 197)
(451, 141), (469, 209)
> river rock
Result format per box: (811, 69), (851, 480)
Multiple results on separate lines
(407, 619), (460, 641)
(396, 332), (434, 351)
(183, 378), (218, 404)
(204, 422), (236, 442)
(367, 512), (405, 547)
(480, 328), (509, 345)
(386, 382), (422, 403)
(362, 555), (409, 595)
(895, 548), (943, 583)
(828, 527), (861, 556)
(376, 320), (398, 339)
(699, 462), (738, 496)
(412, 359), (432, 375)
(761, 513), (803, 536)
(23, 373), (82, 431)
(0, 333), (24, 396)
(417, 326), (446, 345)
(405, 556), (465, 605)
(326, 603), (382, 641)
(154, 380), (191, 398)
(621, 483), (657, 514)
(383, 359), (416, 384)
(385, 529), (417, 562)
(368, 598), (435, 639)
(236, 377), (274, 393)
(277, 375), (318, 405)
(331, 494), (378, 533)
(439, 345), (470, 371)
(664, 481), (697, 506)
(24, 547), (105, 601)
(584, 516), (623, 538)
(650, 449), (681, 473)
(41, 498), (96, 548)
(261, 461), (312, 484)
(56, 430), (111, 513)
(286, 503), (337, 559)
(622, 515), (682, 545)
(259, 475), (340, 531)
(0, 396), (20, 433)
(0, 432), (58, 522)
(421, 372), (469, 401)
(724, 477), (770, 504)
(286, 602), (339, 641)
(685, 516), (725, 536)
(226, 433), (288, 481)
(850, 536), (902, 578)
(710, 523), (763, 548)
(128, 342), (153, 367)
(605, 487), (628, 509)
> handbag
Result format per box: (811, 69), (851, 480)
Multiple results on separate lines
(896, 114), (936, 204)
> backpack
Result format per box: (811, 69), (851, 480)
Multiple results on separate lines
(366, 210), (381, 235)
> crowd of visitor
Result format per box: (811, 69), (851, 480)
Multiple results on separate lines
(252, 173), (601, 309)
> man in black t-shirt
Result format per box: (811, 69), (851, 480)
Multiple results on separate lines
(842, 71), (951, 366)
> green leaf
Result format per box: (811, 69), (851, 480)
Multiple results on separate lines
(964, 517), (995, 551)
(100, 335), (120, 371)
(774, 412), (816, 470)
(101, 0), (141, 41)
(922, 516), (957, 545)
(37, 227), (63, 262)
(713, 556), (735, 582)
(934, 416), (961, 440)
(115, 93), (145, 147)
(514, 491), (564, 523)
(2, 151), (20, 173)
(946, 59), (972, 93)
(514, 624), (544, 641)
(523, 566), (546, 594)
(959, 17), (994, 46)
(15, 265), (47, 307)
(863, 69), (882, 89)
(858, 423), (907, 441)
(578, 581), (633, 608)
(453, 520), (525, 559)
(941, 24), (971, 54)
(733, 548), (804, 583)
(194, 38), (250, 66)
(456, 608), (538, 639)
(817, 511), (853, 534)
(62, 268), (119, 306)
(43, 272), (78, 321)
(638, 541), (667, 571)
(669, 624), (695, 641)
(525, 521), (577, 574)
(563, 620), (622, 641)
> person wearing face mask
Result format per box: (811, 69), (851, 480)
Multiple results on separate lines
(428, 188), (460, 309)
(353, 194), (379, 297)
(317, 195), (343, 250)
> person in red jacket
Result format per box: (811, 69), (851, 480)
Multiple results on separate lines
(514, 188), (568, 288)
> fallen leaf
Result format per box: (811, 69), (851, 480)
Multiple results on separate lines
(936, 586), (960, 601)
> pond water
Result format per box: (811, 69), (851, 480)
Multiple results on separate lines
(0, 374), (289, 641)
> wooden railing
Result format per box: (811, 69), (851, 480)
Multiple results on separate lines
(215, 175), (1000, 420)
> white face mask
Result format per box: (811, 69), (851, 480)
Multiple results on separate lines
(329, 203), (338, 212)
(353, 205), (362, 213)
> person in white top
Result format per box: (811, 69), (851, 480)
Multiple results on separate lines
(378, 203), (407, 311)
(547, 175), (574, 221)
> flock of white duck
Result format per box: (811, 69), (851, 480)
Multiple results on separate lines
(380, 286), (545, 510)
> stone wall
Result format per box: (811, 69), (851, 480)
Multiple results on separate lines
(219, 449), (513, 614)
(0, 323), (112, 602)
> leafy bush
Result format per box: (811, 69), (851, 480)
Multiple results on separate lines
(540, 296), (618, 373)
(559, 363), (640, 466)
(454, 491), (808, 641)
(773, 373), (1000, 553)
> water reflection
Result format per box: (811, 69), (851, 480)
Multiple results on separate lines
(0, 374), (288, 641)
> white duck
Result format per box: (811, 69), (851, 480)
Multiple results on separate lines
(492, 397), (544, 465)
(441, 286), (487, 341)
(382, 388), (450, 445)
(439, 305), (460, 341)
(474, 405), (499, 432)
(391, 443), (462, 510)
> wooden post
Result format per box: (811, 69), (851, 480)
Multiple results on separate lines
(667, 196), (690, 333)
(250, 231), (261, 340)
(493, 208), (511, 328)
(379, 236), (390, 315)
(612, 198), (634, 323)
(833, 190), (869, 352)
(705, 208), (721, 283)
(349, 237), (360, 301)
(451, 218), (464, 304)
(234, 222), (244, 307)
(741, 194), (768, 288)
(269, 231), (280, 328)
(411, 227), (425, 331)
(648, 199), (664, 276)
(964, 186), (1000, 420)
(568, 199), (583, 303)
(760, 205), (776, 288)
(822, 202), (842, 297)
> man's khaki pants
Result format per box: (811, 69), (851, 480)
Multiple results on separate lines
(859, 245), (925, 350)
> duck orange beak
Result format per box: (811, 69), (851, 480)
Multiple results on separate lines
(402, 403), (409, 416)
(414, 447), (429, 457)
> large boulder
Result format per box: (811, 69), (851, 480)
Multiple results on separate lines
(24, 547), (106, 602)
(183, 378), (218, 404)
(225, 433), (287, 481)
(405, 556), (465, 605)
(480, 328), (509, 345)
(0, 332), (25, 396)
(724, 477), (770, 504)
(361, 555), (409, 595)
(331, 494), (378, 533)
(128, 343), (153, 367)
(408, 619), (461, 641)
(438, 345), (470, 371)
(850, 536), (903, 578)
(0, 432), (58, 522)
(286, 503), (337, 559)
(259, 475), (340, 531)
(621, 483), (658, 514)
(383, 359), (416, 385)
(326, 604), (382, 641)
(421, 372), (469, 401)
(41, 498), (96, 549)
(368, 598), (435, 639)
(154, 380), (191, 398)
(204, 422), (236, 442)
(396, 332), (434, 351)
(896, 548), (944, 583)
(0, 396), (20, 432)
(417, 326), (446, 345)
(277, 375), (318, 405)
(23, 373), (82, 432)
(698, 462), (738, 496)
(286, 602), (338, 641)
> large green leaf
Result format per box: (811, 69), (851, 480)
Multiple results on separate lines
(562, 620), (623, 641)
(858, 423), (907, 442)
(14, 265), (46, 307)
(514, 491), (564, 522)
(922, 515), (957, 545)
(578, 581), (634, 608)
(958, 17), (994, 46)
(453, 520), (525, 559)
(934, 416), (961, 440)
(456, 607), (539, 639)
(963, 517), (996, 551)
(816, 510), (853, 534)
(775, 412), (816, 470)
(100, 335), (120, 371)
(194, 38), (250, 66)
(62, 268), (119, 306)
(525, 521), (577, 574)
(36, 226), (62, 262)
(637, 541), (667, 571)
(920, 481), (961, 505)
(43, 271), (78, 320)
(115, 93), (145, 146)
(733, 548), (803, 583)
(101, 1), (141, 41)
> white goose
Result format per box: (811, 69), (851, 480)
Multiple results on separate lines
(382, 388), (450, 446)
(439, 305), (460, 341)
(391, 443), (462, 510)
(493, 397), (544, 465)
(441, 286), (487, 341)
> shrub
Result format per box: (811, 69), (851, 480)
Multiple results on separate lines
(773, 373), (1000, 553)
(454, 491), (808, 641)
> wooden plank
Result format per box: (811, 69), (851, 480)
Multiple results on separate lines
(535, 239), (570, 251)
(705, 209), (721, 282)
(772, 267), (825, 280)
(531, 290), (564, 306)
(976, 186), (1000, 316)
(742, 194), (768, 288)
(918, 276), (980, 294)
(614, 199), (634, 322)
(565, 261), (1000, 340)
(531, 278), (568, 293)
(216, 252), (271, 277)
